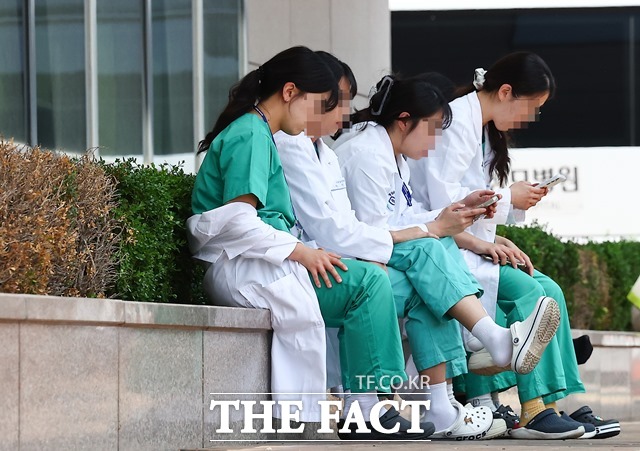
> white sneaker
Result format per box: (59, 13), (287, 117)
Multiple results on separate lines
(431, 401), (493, 440)
(469, 296), (560, 375)
(510, 296), (560, 374)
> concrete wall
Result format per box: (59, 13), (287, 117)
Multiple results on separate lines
(0, 293), (272, 451)
(245, 0), (391, 108)
(3, 293), (640, 449)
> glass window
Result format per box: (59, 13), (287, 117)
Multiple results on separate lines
(392, 8), (640, 148)
(35, 0), (86, 152)
(203, 0), (240, 132)
(153, 0), (193, 156)
(0, 0), (27, 143)
(97, 0), (144, 157)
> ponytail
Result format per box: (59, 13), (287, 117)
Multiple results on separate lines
(198, 70), (262, 153)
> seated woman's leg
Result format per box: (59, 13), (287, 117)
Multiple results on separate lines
(387, 266), (467, 381)
(496, 265), (566, 405)
(390, 237), (560, 376)
(533, 272), (585, 404)
(387, 259), (494, 438)
(315, 259), (405, 394)
(388, 237), (483, 320)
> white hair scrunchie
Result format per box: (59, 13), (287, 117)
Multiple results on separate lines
(473, 68), (487, 90)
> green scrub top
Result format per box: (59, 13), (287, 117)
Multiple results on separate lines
(192, 113), (296, 233)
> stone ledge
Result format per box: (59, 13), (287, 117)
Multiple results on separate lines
(0, 293), (271, 331)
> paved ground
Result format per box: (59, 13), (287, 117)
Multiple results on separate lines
(192, 422), (640, 450)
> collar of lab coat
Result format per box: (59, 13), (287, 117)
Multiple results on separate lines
(373, 122), (401, 169)
(374, 121), (411, 183)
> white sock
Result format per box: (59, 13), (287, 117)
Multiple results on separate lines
(469, 393), (497, 412)
(446, 383), (456, 404)
(342, 393), (386, 421)
(425, 382), (457, 432)
(491, 392), (502, 410)
(471, 316), (512, 367)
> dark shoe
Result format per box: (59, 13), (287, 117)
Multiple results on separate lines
(559, 411), (597, 439)
(494, 404), (520, 436)
(337, 406), (435, 440)
(510, 408), (584, 439)
(573, 335), (594, 365)
(569, 405), (621, 439)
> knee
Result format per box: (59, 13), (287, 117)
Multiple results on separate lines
(413, 237), (446, 258)
(541, 278), (566, 303)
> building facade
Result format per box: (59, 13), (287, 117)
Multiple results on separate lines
(0, 0), (390, 172)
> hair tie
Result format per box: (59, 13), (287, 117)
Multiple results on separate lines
(371, 76), (394, 116)
(473, 68), (486, 90)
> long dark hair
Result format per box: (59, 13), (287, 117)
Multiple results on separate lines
(198, 46), (339, 153)
(315, 51), (358, 99)
(351, 74), (452, 133)
(455, 52), (556, 186)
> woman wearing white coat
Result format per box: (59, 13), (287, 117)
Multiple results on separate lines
(187, 47), (434, 441)
(408, 52), (619, 440)
(297, 67), (561, 439)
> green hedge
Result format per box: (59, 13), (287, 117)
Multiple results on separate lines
(103, 159), (207, 305)
(498, 223), (640, 331)
(6, 141), (638, 327)
(103, 158), (639, 328)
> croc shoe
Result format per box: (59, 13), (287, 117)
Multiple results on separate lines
(431, 401), (493, 440)
(569, 405), (620, 439)
(469, 296), (560, 375)
(510, 408), (584, 440)
(463, 403), (507, 440)
(494, 404), (520, 437)
(559, 411), (597, 439)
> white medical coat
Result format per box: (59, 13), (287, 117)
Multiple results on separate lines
(333, 122), (443, 231)
(274, 131), (394, 263)
(407, 91), (525, 325)
(186, 202), (326, 421)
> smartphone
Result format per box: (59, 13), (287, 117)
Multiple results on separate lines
(481, 253), (526, 267)
(472, 194), (500, 222)
(476, 194), (500, 209)
(537, 173), (567, 189)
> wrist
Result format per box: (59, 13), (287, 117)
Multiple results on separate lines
(427, 221), (441, 237)
(288, 242), (305, 261)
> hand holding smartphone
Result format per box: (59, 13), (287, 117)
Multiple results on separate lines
(536, 173), (567, 189)
(473, 194), (500, 222)
(475, 194), (500, 209)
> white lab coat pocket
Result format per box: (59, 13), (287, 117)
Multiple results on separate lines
(238, 270), (324, 335)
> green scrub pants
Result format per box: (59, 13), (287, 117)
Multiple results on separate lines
(461, 266), (585, 403)
(313, 259), (406, 393)
(386, 237), (483, 379)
